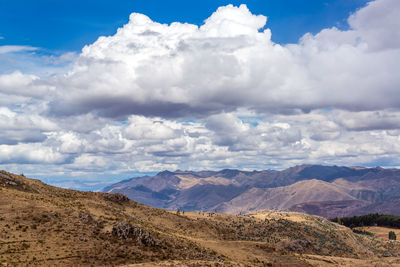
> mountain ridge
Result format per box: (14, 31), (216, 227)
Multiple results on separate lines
(103, 164), (400, 217)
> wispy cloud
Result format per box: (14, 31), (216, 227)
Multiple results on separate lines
(0, 45), (37, 54)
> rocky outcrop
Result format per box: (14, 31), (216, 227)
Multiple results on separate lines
(0, 171), (20, 187)
(112, 221), (159, 246)
(104, 193), (130, 204)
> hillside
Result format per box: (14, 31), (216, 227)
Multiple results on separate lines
(104, 165), (400, 217)
(2, 171), (400, 266)
(213, 179), (358, 213)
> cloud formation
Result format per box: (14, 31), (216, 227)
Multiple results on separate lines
(1, 0), (400, 187)
(47, 2), (400, 118)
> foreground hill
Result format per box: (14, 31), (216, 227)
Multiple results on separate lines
(104, 165), (400, 217)
(2, 171), (400, 266)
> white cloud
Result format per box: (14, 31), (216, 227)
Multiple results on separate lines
(334, 110), (400, 131)
(45, 0), (400, 118)
(123, 116), (180, 140)
(348, 0), (400, 51)
(0, 107), (58, 145)
(1, 0), (400, 181)
(0, 143), (67, 164)
(0, 45), (37, 54)
(57, 132), (85, 154)
(0, 71), (52, 97)
(67, 154), (112, 171)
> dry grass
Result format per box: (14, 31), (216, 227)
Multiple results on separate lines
(302, 254), (400, 266)
(357, 226), (400, 240)
(1, 170), (400, 266)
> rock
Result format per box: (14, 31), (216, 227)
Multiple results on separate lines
(78, 212), (93, 223)
(113, 221), (132, 239)
(104, 193), (130, 204)
(0, 172), (19, 186)
(112, 221), (158, 246)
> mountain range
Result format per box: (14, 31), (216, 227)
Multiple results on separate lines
(103, 164), (400, 218)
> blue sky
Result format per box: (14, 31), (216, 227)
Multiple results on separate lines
(1, 0), (400, 191)
(1, 0), (367, 50)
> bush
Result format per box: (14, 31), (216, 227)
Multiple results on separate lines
(389, 231), (397, 240)
(352, 229), (374, 236)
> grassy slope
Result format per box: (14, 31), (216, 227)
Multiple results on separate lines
(1, 171), (400, 266)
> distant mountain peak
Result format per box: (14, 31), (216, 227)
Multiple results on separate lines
(216, 169), (241, 178)
(104, 164), (400, 218)
(157, 170), (176, 176)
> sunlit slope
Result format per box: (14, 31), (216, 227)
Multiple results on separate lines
(1, 170), (400, 266)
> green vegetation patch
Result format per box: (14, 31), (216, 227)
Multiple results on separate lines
(331, 213), (400, 228)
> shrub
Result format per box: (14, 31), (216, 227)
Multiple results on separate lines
(389, 231), (397, 240)
(352, 229), (373, 236)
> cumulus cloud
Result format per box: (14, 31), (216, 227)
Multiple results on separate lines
(0, 143), (67, 164)
(45, 1), (400, 119)
(334, 110), (400, 131)
(123, 116), (181, 140)
(1, 0), (400, 183)
(0, 107), (58, 145)
(348, 0), (400, 51)
(0, 71), (52, 97)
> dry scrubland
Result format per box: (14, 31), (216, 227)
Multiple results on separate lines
(356, 226), (400, 240)
(1, 171), (400, 266)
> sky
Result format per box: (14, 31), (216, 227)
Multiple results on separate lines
(1, 0), (400, 190)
